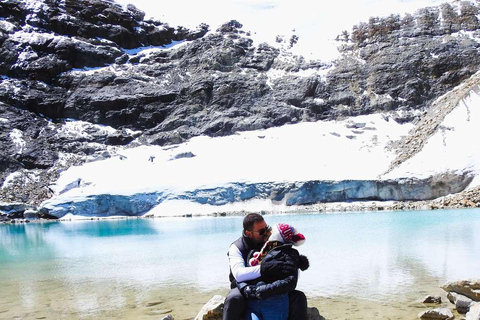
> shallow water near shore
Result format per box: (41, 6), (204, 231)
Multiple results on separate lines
(1, 209), (479, 319)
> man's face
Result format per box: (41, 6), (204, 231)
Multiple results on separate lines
(246, 220), (271, 244)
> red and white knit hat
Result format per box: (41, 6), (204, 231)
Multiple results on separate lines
(269, 223), (306, 246)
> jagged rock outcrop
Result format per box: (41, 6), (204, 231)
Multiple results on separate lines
(2, 0), (480, 212)
(384, 68), (480, 174)
(335, 2), (480, 116)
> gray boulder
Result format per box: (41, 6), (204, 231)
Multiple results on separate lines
(423, 296), (442, 304)
(442, 280), (480, 302)
(447, 292), (473, 314)
(194, 295), (224, 320)
(307, 307), (326, 320)
(418, 308), (455, 320)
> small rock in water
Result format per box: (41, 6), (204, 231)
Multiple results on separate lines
(147, 309), (172, 315)
(146, 301), (164, 307)
(423, 296), (442, 304)
(161, 315), (174, 320)
(418, 308), (454, 320)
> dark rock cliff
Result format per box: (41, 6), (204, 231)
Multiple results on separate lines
(334, 2), (480, 115)
(1, 0), (480, 212)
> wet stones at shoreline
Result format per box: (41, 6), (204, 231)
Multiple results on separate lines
(447, 292), (473, 315)
(418, 308), (455, 320)
(165, 283), (480, 320)
(419, 280), (480, 320)
(158, 279), (480, 320)
(169, 279), (480, 320)
(441, 280), (480, 302)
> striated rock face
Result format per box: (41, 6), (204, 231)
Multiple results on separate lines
(336, 2), (480, 114)
(2, 0), (480, 211)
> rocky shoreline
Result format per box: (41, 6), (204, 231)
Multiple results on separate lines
(158, 279), (480, 320)
(417, 280), (480, 320)
(299, 184), (480, 214)
(2, 183), (480, 224)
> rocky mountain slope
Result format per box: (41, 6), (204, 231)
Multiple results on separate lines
(2, 0), (480, 219)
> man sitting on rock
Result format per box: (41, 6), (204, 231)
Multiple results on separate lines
(223, 213), (308, 320)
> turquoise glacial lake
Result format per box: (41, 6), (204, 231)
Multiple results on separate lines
(1, 209), (479, 319)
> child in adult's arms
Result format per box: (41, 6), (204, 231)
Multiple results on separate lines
(238, 223), (309, 320)
(223, 213), (308, 320)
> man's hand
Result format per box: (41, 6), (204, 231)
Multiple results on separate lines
(242, 285), (259, 299)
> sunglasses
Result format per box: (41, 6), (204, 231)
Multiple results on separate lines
(250, 225), (272, 236)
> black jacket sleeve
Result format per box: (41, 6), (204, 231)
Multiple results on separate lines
(239, 245), (307, 300)
(255, 274), (298, 299)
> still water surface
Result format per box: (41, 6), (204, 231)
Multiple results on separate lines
(1, 209), (479, 319)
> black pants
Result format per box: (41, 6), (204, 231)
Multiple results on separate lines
(222, 287), (307, 320)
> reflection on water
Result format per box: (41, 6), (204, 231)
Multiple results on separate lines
(1, 209), (479, 318)
(294, 210), (480, 298)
